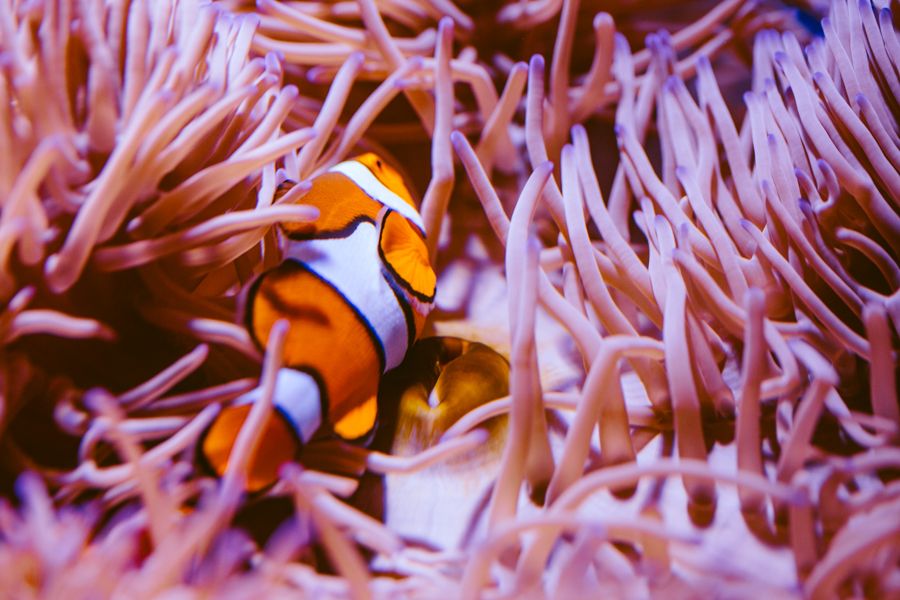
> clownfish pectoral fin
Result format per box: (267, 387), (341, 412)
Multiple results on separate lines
(332, 394), (378, 442)
(198, 369), (323, 493)
(377, 210), (436, 303)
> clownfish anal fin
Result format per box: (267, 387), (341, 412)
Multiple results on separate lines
(378, 210), (436, 303)
(198, 404), (299, 493)
(332, 394), (378, 442)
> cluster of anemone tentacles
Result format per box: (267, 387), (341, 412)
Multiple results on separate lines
(0, 0), (898, 598)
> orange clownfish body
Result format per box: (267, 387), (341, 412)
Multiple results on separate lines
(199, 153), (436, 491)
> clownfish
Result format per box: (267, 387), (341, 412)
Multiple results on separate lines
(198, 153), (436, 492)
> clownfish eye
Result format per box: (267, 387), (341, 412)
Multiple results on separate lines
(375, 159), (383, 170)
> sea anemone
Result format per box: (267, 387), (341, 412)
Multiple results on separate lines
(0, 0), (898, 598)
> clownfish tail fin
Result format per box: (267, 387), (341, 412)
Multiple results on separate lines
(197, 368), (323, 493)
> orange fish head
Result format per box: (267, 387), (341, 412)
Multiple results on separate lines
(353, 152), (418, 212)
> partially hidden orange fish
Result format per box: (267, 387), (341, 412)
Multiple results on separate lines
(198, 153), (436, 492)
